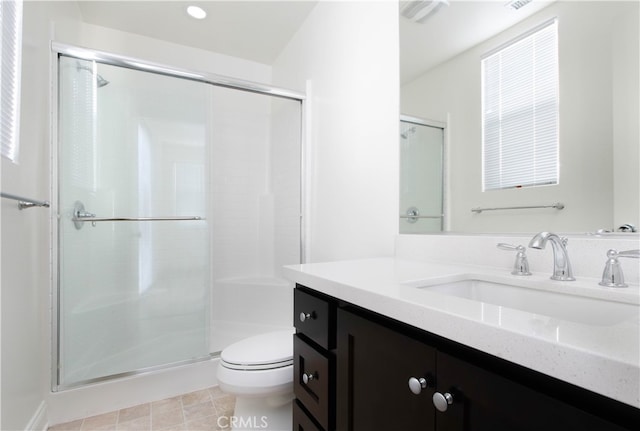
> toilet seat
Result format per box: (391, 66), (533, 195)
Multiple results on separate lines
(220, 329), (294, 371)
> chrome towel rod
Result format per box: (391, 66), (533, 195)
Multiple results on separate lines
(1, 192), (50, 210)
(471, 202), (565, 214)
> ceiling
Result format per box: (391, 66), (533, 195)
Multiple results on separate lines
(76, 0), (554, 84)
(76, 0), (318, 65)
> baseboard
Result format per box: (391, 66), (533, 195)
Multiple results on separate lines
(25, 401), (48, 431)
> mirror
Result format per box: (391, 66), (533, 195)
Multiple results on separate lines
(400, 0), (639, 234)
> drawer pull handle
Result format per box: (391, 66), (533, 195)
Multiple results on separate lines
(432, 392), (454, 412)
(302, 372), (317, 384)
(299, 312), (316, 322)
(408, 377), (428, 395)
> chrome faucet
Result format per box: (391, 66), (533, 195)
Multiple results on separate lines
(528, 232), (575, 281)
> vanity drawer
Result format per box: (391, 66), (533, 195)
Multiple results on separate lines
(294, 287), (336, 349)
(293, 399), (324, 431)
(294, 334), (334, 431)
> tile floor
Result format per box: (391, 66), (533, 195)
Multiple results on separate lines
(48, 386), (235, 431)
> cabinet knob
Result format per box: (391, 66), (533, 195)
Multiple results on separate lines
(299, 311), (315, 322)
(432, 392), (454, 412)
(302, 372), (317, 384)
(408, 377), (428, 395)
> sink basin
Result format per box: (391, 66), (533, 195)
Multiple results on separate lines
(414, 278), (639, 326)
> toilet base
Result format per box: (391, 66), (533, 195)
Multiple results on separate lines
(226, 394), (293, 431)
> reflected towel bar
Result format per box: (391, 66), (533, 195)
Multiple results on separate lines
(401, 207), (443, 223)
(471, 202), (565, 214)
(1, 192), (50, 209)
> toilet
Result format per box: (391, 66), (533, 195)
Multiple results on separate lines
(216, 329), (295, 431)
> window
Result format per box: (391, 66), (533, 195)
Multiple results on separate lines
(1, 0), (23, 163)
(482, 19), (558, 191)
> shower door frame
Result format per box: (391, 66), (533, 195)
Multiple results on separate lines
(50, 42), (307, 391)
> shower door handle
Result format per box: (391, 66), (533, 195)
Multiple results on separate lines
(76, 210), (96, 219)
(72, 201), (203, 230)
(76, 216), (202, 222)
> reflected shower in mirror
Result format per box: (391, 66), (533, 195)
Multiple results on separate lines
(400, 0), (639, 234)
(399, 116), (444, 234)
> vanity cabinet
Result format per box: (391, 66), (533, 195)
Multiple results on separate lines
(337, 307), (635, 431)
(294, 285), (639, 431)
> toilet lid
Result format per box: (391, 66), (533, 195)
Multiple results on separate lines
(221, 329), (294, 370)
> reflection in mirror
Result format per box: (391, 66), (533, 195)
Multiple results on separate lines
(400, 0), (639, 234)
(399, 116), (445, 233)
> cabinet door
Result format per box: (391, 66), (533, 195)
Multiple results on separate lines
(435, 351), (629, 431)
(337, 309), (437, 431)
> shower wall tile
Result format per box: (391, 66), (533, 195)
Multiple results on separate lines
(209, 91), (270, 281)
(207, 91), (300, 348)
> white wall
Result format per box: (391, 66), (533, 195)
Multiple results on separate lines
(401, 1), (639, 233)
(1, 2), (83, 430)
(272, 0), (400, 263)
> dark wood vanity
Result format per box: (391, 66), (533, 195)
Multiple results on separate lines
(292, 284), (639, 431)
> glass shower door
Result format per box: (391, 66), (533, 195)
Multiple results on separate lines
(57, 56), (211, 388)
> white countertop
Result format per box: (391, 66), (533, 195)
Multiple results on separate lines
(283, 257), (640, 409)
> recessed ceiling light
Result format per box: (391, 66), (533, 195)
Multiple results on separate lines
(187, 5), (207, 20)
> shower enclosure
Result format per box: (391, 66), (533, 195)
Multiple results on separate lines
(54, 46), (303, 390)
(399, 116), (445, 233)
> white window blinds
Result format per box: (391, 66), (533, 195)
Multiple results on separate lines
(1, 0), (23, 163)
(482, 19), (558, 191)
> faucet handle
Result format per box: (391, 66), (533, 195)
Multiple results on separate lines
(617, 249), (640, 258)
(497, 243), (523, 252)
(497, 243), (532, 276)
(599, 249), (640, 288)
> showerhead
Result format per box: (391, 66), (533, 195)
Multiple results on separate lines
(401, 126), (416, 139)
(76, 62), (110, 88)
(95, 74), (109, 88)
